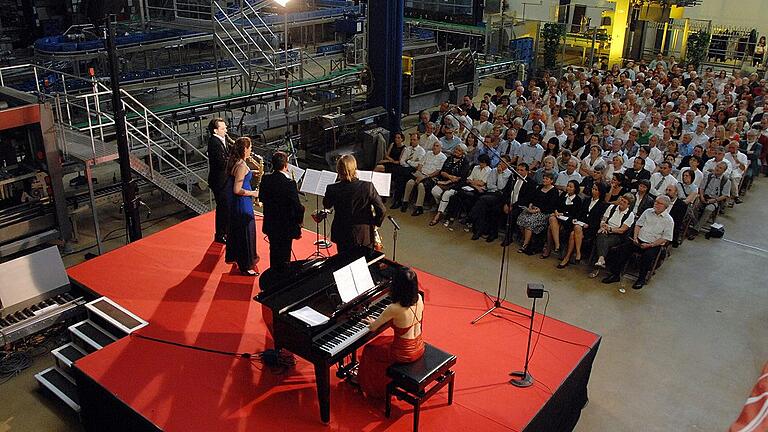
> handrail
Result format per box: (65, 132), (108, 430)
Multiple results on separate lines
(240, 1), (280, 55)
(214, 2), (275, 69)
(243, 0), (279, 43)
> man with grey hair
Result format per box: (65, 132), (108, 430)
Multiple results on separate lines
(602, 194), (674, 289)
(555, 158), (583, 191)
(690, 161), (730, 238)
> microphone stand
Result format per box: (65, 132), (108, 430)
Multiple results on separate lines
(442, 112), (528, 324)
(387, 216), (401, 262)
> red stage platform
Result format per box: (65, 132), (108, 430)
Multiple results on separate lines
(68, 213), (600, 432)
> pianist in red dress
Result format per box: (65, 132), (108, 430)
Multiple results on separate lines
(358, 267), (425, 400)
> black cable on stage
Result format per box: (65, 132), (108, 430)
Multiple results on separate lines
(130, 333), (295, 372)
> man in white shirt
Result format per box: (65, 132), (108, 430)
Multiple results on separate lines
(518, 133), (545, 169)
(439, 126), (463, 153)
(625, 147), (656, 173)
(602, 195), (674, 289)
(522, 109), (546, 133)
(613, 120), (633, 143)
(554, 158), (583, 191)
(703, 146), (733, 177)
(475, 110), (494, 138)
(648, 162), (678, 197)
(402, 141), (447, 216)
(681, 110), (697, 132)
(419, 122), (440, 150)
(543, 120), (568, 147)
(724, 141), (749, 204)
(648, 112), (665, 138)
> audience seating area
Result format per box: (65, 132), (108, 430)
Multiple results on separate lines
(379, 57), (765, 290)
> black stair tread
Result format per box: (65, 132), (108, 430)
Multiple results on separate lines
(73, 321), (115, 347)
(39, 368), (80, 404)
(58, 344), (87, 363)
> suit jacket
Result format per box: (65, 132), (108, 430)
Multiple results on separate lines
(323, 179), (386, 246)
(634, 193), (655, 218)
(578, 198), (609, 234)
(503, 176), (537, 208)
(259, 171), (304, 240)
(207, 135), (229, 191)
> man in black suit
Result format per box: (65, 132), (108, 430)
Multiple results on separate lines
(259, 151), (304, 272)
(499, 162), (537, 246)
(207, 118), (230, 243)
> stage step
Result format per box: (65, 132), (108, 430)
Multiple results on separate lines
(51, 342), (88, 375)
(85, 297), (148, 338)
(68, 320), (118, 353)
(35, 366), (81, 412)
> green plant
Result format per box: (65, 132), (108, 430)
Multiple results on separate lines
(685, 30), (710, 72)
(541, 22), (566, 71)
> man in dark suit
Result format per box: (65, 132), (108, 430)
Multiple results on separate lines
(323, 155), (386, 254)
(499, 162), (537, 246)
(259, 151), (304, 272)
(207, 118), (230, 243)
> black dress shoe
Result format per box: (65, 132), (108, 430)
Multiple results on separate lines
(500, 237), (512, 247)
(390, 200), (402, 210)
(601, 274), (620, 284)
(240, 269), (259, 276)
(214, 235), (227, 244)
(471, 232), (482, 241)
(400, 203), (409, 213)
(556, 263), (568, 269)
(632, 279), (645, 289)
(485, 234), (498, 243)
(411, 207), (424, 216)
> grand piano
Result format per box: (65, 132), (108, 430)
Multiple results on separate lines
(255, 246), (405, 423)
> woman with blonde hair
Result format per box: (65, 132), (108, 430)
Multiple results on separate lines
(323, 154), (387, 253)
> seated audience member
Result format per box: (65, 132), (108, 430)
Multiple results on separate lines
(390, 132), (426, 210)
(677, 169), (699, 205)
(702, 146), (732, 177)
(519, 133), (545, 169)
(689, 161), (731, 238)
(543, 180), (582, 258)
(724, 140), (748, 205)
(602, 195), (674, 289)
(624, 156), (652, 190)
(358, 267), (424, 399)
(592, 193), (636, 273)
(464, 132), (481, 164)
(429, 145), (470, 225)
(442, 154), (492, 225)
(375, 131), (407, 173)
(555, 157), (583, 191)
(402, 141), (447, 216)
(439, 126), (463, 153)
(664, 183), (688, 247)
(557, 149), (576, 171)
(631, 179), (655, 217)
(516, 172), (559, 254)
(604, 154), (627, 181)
(580, 145), (607, 178)
(543, 137), (561, 159)
(678, 145), (704, 169)
(464, 155), (512, 234)
(648, 161), (678, 197)
(625, 146), (657, 172)
(558, 183), (609, 268)
(471, 162), (534, 243)
(532, 155), (559, 185)
(501, 127), (521, 162)
(739, 128), (762, 190)
(419, 122), (440, 150)
(678, 155), (704, 187)
(606, 173), (627, 204)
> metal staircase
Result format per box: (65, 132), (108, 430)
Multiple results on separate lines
(52, 83), (211, 216)
(212, 0), (301, 86)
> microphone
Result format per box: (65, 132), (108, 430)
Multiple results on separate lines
(387, 215), (401, 230)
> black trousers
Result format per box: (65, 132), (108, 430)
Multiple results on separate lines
(212, 187), (229, 239)
(469, 193), (501, 235)
(606, 240), (661, 281)
(268, 236), (293, 272)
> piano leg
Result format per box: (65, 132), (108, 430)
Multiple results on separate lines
(314, 363), (331, 424)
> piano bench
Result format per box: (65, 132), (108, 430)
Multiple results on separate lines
(385, 343), (456, 432)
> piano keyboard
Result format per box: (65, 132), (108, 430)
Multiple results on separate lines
(314, 296), (392, 356)
(0, 293), (84, 343)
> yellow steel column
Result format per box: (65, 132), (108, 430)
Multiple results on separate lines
(609, 0), (630, 67)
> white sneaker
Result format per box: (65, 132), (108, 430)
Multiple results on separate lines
(595, 257), (605, 268)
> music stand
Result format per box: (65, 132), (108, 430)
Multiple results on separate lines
(509, 283), (544, 388)
(300, 169), (337, 259)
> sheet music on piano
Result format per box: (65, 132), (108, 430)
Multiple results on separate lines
(332, 257), (376, 304)
(289, 306), (330, 327)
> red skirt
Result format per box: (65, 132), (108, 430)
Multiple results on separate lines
(358, 334), (425, 400)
